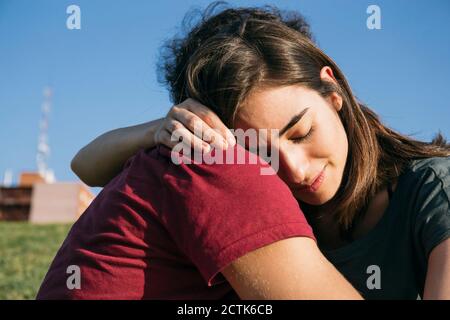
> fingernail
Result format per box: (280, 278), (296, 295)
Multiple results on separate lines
(227, 132), (236, 147)
(203, 133), (212, 143)
(222, 139), (229, 149)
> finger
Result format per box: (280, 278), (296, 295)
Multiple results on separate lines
(180, 99), (236, 147)
(156, 128), (195, 158)
(155, 128), (179, 149)
(170, 107), (228, 150)
(166, 120), (211, 153)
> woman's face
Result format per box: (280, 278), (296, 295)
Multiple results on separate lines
(235, 69), (348, 205)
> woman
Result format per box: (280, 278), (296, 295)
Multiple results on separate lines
(71, 3), (450, 299)
(37, 4), (363, 300)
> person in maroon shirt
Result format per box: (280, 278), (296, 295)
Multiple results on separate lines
(37, 143), (360, 299)
(37, 4), (364, 301)
(67, 3), (450, 300)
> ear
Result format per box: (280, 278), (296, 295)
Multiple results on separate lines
(320, 66), (337, 82)
(330, 92), (343, 112)
(320, 67), (343, 111)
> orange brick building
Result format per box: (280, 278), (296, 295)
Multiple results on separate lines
(0, 172), (94, 223)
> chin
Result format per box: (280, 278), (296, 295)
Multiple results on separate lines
(301, 197), (328, 206)
(295, 190), (334, 206)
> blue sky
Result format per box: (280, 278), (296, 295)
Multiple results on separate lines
(0, 0), (449, 194)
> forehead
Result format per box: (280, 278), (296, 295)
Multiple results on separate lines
(235, 84), (317, 130)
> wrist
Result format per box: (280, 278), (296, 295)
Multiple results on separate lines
(137, 118), (163, 149)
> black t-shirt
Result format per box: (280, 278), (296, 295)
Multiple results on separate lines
(323, 156), (450, 299)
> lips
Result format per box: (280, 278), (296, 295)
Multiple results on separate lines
(298, 165), (326, 193)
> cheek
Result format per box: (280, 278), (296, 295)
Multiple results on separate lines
(276, 146), (304, 181)
(314, 114), (348, 158)
(333, 117), (349, 161)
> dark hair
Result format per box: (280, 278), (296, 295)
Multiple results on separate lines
(157, 0), (314, 112)
(157, 1), (450, 235)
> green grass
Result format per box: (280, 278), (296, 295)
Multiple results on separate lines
(0, 222), (71, 299)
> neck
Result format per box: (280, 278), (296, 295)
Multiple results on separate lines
(303, 181), (398, 250)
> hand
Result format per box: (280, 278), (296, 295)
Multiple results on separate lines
(153, 98), (236, 153)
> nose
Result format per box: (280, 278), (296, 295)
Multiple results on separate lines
(280, 149), (309, 186)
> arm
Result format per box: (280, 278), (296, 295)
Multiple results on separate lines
(162, 143), (360, 299)
(423, 238), (450, 299)
(222, 237), (363, 300)
(71, 98), (235, 187)
(71, 119), (162, 187)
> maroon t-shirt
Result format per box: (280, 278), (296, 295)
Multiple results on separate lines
(36, 144), (315, 299)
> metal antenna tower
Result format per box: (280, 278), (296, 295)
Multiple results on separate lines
(36, 86), (54, 182)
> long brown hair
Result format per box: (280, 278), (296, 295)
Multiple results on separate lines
(157, 1), (450, 235)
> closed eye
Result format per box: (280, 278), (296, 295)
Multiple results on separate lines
(290, 127), (314, 144)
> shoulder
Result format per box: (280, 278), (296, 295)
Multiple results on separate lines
(122, 143), (297, 212)
(155, 143), (291, 196)
(408, 156), (450, 183)
(400, 156), (450, 204)
(403, 156), (450, 206)
(152, 143), (307, 230)
(399, 157), (450, 197)
(401, 157), (450, 258)
(151, 144), (315, 286)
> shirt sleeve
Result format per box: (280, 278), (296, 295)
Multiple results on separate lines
(413, 162), (450, 259)
(159, 143), (316, 286)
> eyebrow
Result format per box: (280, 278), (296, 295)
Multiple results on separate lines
(279, 107), (310, 136)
